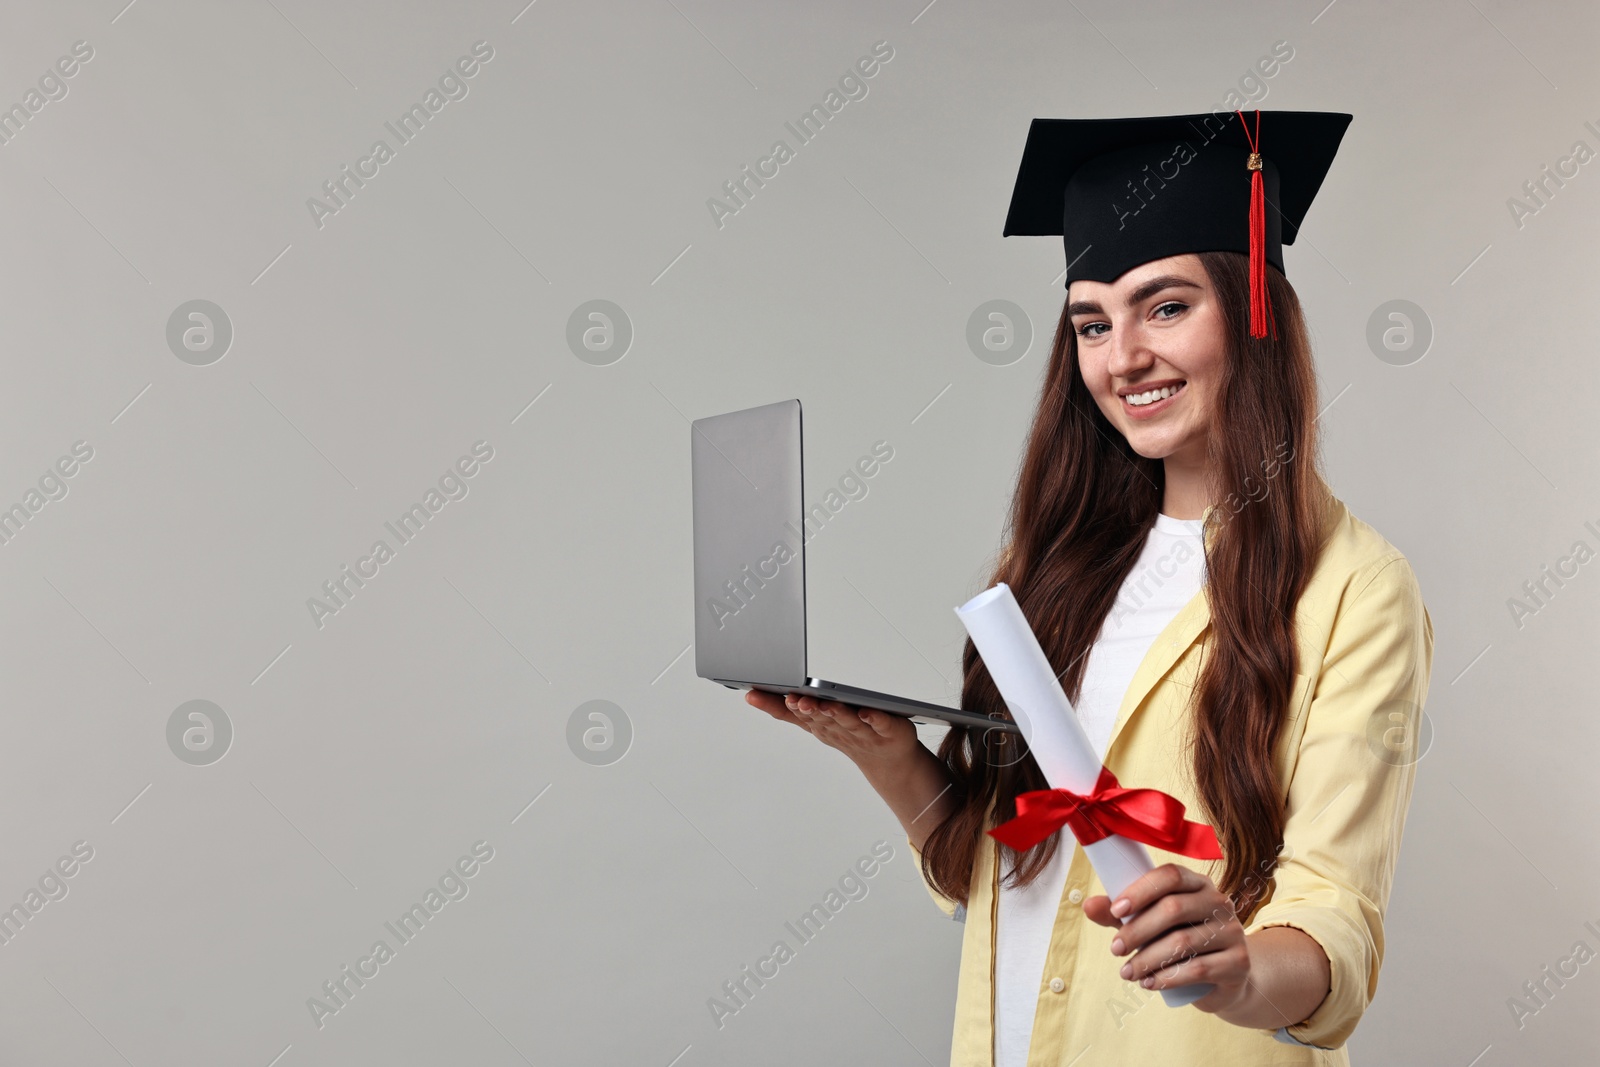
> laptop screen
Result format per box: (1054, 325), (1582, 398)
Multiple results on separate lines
(691, 399), (809, 689)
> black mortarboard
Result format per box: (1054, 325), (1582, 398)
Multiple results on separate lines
(1002, 109), (1352, 337)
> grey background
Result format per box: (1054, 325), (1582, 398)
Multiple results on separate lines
(0, 0), (1594, 1063)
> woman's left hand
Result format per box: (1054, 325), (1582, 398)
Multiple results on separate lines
(1082, 863), (1250, 1014)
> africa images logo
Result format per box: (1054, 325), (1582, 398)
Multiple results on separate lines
(306, 441), (495, 630)
(707, 841), (894, 1030)
(305, 841), (495, 1029)
(705, 40), (894, 230)
(702, 440), (893, 631)
(305, 41), (495, 230)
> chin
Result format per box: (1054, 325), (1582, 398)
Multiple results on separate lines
(1128, 443), (1174, 460)
(1123, 433), (1183, 461)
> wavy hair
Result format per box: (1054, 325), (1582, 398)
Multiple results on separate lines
(918, 250), (1334, 922)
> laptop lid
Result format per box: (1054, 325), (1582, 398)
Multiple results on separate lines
(691, 399), (808, 688)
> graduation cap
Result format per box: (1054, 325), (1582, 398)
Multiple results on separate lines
(1002, 109), (1353, 339)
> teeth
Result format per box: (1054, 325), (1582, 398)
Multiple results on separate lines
(1126, 382), (1185, 407)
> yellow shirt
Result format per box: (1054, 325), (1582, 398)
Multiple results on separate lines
(909, 495), (1435, 1065)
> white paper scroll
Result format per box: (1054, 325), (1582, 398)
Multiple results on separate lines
(955, 582), (1212, 1008)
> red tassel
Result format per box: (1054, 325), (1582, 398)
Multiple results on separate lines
(1235, 109), (1276, 340)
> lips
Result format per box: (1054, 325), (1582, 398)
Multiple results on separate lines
(1120, 380), (1186, 419)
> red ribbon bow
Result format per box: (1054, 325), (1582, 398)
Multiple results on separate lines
(986, 765), (1223, 859)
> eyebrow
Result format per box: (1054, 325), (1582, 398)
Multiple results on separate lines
(1066, 275), (1203, 318)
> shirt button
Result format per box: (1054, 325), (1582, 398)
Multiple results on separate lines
(1067, 888), (1084, 904)
(1049, 977), (1065, 993)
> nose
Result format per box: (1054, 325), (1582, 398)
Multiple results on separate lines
(1105, 317), (1155, 379)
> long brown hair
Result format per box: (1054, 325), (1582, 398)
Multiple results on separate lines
(919, 250), (1333, 923)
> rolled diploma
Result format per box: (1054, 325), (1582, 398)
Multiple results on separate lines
(955, 582), (1212, 1008)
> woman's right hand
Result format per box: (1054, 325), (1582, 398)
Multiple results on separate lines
(745, 689), (921, 771)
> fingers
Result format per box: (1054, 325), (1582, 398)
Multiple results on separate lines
(745, 690), (905, 751)
(866, 710), (900, 736)
(859, 706), (916, 740)
(1118, 922), (1201, 982)
(745, 690), (806, 727)
(786, 694), (862, 725)
(1086, 872), (1240, 994)
(1110, 890), (1214, 964)
(1107, 863), (1204, 922)
(787, 694), (886, 745)
(1105, 866), (1237, 987)
(1081, 894), (1121, 928)
(1119, 925), (1214, 988)
(744, 689), (857, 733)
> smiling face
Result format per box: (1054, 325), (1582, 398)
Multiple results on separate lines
(1068, 253), (1229, 470)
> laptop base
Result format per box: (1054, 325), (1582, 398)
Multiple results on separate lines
(718, 678), (1021, 734)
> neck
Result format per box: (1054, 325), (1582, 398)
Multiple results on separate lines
(1160, 453), (1212, 520)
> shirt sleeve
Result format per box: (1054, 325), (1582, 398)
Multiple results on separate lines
(1243, 555), (1434, 1050)
(906, 834), (965, 922)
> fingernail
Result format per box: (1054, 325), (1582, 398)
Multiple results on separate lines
(1119, 963), (1132, 979)
(1111, 899), (1131, 917)
(1111, 938), (1124, 955)
(1140, 976), (1155, 988)
(785, 695), (797, 708)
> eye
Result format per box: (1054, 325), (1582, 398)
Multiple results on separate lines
(1075, 300), (1188, 339)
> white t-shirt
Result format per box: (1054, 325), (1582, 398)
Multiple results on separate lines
(994, 512), (1208, 1067)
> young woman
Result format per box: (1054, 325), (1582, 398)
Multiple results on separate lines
(744, 231), (1433, 1065)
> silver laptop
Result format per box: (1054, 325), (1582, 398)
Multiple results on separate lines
(691, 398), (1017, 733)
